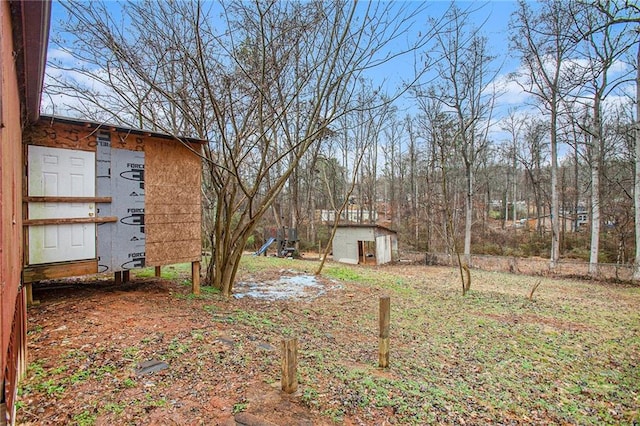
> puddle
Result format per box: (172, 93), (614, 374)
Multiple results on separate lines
(234, 274), (340, 301)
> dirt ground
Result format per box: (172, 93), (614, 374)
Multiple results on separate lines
(20, 277), (335, 425)
(16, 258), (639, 425)
(18, 255), (397, 426)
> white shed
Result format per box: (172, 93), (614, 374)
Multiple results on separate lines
(332, 224), (398, 265)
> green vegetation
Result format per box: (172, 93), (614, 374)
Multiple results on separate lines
(236, 257), (639, 424)
(232, 401), (248, 414)
(72, 410), (97, 426)
(18, 255), (639, 424)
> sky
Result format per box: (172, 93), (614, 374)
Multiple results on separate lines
(45, 1), (520, 122)
(372, 1), (522, 120)
(43, 1), (636, 152)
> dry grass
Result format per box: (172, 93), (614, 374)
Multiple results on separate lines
(17, 256), (640, 425)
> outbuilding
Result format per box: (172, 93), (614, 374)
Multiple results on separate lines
(22, 115), (204, 292)
(332, 224), (398, 265)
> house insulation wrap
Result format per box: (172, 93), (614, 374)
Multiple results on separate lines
(22, 116), (205, 282)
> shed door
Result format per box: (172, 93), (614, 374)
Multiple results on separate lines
(28, 146), (96, 264)
(376, 235), (391, 264)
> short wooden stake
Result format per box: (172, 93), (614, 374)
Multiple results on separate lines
(191, 261), (200, 295)
(281, 338), (298, 393)
(122, 270), (130, 283)
(379, 296), (390, 368)
(154, 266), (161, 277)
(114, 271), (122, 285)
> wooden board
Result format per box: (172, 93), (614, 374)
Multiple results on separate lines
(144, 185), (200, 205)
(26, 196), (112, 203)
(145, 213), (201, 225)
(24, 117), (203, 269)
(145, 204), (200, 215)
(144, 243), (201, 266)
(144, 139), (202, 265)
(24, 217), (117, 226)
(146, 224), (200, 243)
(23, 260), (98, 283)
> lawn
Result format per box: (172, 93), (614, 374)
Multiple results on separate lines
(18, 256), (639, 425)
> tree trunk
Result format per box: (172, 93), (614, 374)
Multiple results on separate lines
(589, 96), (602, 277)
(550, 101), (560, 269)
(464, 162), (473, 266)
(633, 43), (640, 281)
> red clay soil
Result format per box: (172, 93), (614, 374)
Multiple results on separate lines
(19, 277), (339, 426)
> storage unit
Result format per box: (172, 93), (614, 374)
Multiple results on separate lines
(22, 116), (204, 287)
(332, 224), (398, 265)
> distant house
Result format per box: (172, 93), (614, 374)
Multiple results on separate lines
(318, 208), (377, 223)
(332, 224), (398, 265)
(527, 215), (576, 232)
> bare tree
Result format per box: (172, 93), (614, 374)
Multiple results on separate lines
(561, 0), (639, 278)
(415, 95), (451, 254)
(421, 5), (497, 277)
(565, 1), (638, 276)
(314, 87), (394, 274)
(48, 0), (436, 295)
(511, 0), (582, 269)
(501, 110), (525, 229)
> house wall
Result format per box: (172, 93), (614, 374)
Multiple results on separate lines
(375, 235), (392, 264)
(333, 227), (374, 264)
(23, 120), (202, 274)
(1, 0), (27, 418)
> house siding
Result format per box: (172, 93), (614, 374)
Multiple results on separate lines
(332, 225), (397, 265)
(1, 0), (27, 419)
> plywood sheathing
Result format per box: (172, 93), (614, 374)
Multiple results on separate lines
(144, 138), (201, 266)
(24, 121), (145, 152)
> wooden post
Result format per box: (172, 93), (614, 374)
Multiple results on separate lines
(191, 261), (200, 295)
(114, 271), (122, 285)
(20, 288), (27, 378)
(379, 296), (390, 368)
(25, 283), (33, 306)
(122, 270), (130, 283)
(281, 338), (298, 393)
(154, 266), (161, 277)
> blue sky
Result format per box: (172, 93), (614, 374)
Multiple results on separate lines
(44, 0), (635, 151)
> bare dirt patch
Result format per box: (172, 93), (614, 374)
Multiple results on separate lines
(20, 277), (331, 425)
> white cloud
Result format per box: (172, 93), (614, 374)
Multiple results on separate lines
(46, 47), (75, 63)
(493, 72), (531, 106)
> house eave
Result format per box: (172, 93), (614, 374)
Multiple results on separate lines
(10, 0), (51, 124)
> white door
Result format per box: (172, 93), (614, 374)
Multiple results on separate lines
(376, 235), (391, 265)
(28, 146), (96, 264)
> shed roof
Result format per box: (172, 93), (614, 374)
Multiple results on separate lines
(336, 223), (397, 234)
(39, 115), (208, 145)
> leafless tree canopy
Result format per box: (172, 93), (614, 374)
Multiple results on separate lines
(46, 0), (640, 291)
(49, 0), (441, 295)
